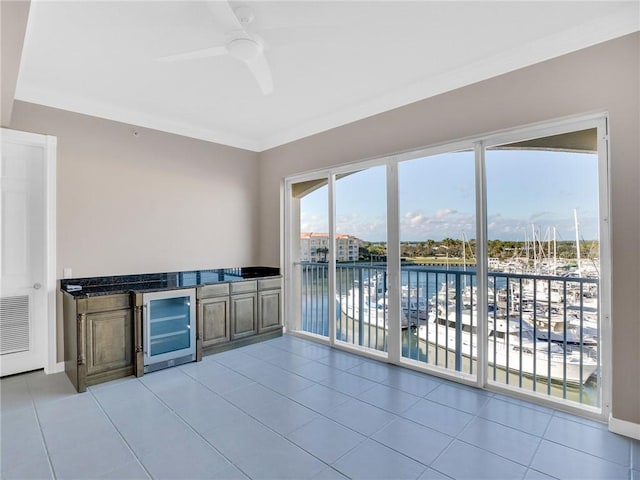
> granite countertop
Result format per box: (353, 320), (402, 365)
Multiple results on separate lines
(60, 267), (280, 297)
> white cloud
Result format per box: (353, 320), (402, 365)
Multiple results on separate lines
(435, 208), (457, 219)
(337, 213), (387, 241)
(300, 212), (328, 233)
(404, 212), (426, 226)
(400, 209), (475, 240)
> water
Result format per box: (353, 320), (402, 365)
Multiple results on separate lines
(298, 266), (600, 408)
(401, 328), (600, 406)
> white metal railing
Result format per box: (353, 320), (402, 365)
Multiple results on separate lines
(298, 262), (600, 406)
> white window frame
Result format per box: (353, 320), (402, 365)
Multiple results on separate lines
(282, 112), (611, 420)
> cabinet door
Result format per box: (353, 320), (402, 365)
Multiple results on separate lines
(258, 289), (281, 333)
(85, 309), (133, 376)
(201, 296), (230, 347)
(230, 293), (257, 339)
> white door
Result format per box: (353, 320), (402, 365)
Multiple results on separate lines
(1, 129), (54, 376)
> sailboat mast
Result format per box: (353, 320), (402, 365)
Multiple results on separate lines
(532, 224), (537, 271)
(574, 209), (581, 276)
(462, 233), (466, 271)
(553, 226), (557, 276)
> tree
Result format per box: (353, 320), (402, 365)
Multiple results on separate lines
(368, 244), (387, 257)
(316, 247), (329, 262)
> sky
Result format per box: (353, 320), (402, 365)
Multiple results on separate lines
(299, 149), (600, 243)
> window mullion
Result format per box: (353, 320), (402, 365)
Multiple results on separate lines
(386, 160), (401, 363)
(328, 174), (336, 346)
(474, 141), (488, 389)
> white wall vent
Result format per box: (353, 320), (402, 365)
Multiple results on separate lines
(0, 295), (30, 355)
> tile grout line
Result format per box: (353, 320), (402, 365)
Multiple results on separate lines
(87, 387), (154, 480)
(177, 361), (343, 477)
(144, 349), (637, 480)
(204, 343), (456, 476)
(234, 338), (618, 478)
(25, 377), (58, 480)
(183, 344), (436, 476)
(26, 335), (623, 480)
(452, 408), (550, 473)
(546, 411), (634, 469)
(134, 371), (255, 479)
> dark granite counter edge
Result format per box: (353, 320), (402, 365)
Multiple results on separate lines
(60, 267), (280, 298)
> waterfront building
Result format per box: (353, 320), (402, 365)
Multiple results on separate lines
(300, 232), (362, 262)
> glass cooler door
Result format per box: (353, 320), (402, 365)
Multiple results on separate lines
(143, 288), (196, 367)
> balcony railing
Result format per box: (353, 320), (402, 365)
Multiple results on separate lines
(297, 262), (600, 406)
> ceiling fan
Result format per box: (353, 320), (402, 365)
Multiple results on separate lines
(158, 2), (273, 95)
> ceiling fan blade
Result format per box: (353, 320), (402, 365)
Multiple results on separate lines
(205, 1), (244, 32)
(244, 52), (273, 95)
(157, 45), (228, 62)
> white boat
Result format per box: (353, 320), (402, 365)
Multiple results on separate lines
(338, 289), (388, 329)
(417, 307), (598, 385)
(337, 286), (413, 329)
(401, 285), (430, 321)
(522, 310), (598, 348)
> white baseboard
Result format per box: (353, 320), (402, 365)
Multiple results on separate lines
(609, 414), (640, 440)
(44, 361), (65, 375)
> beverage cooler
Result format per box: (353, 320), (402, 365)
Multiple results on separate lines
(143, 288), (196, 373)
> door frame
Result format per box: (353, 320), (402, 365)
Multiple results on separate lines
(282, 112), (611, 420)
(476, 114), (611, 420)
(1, 128), (59, 374)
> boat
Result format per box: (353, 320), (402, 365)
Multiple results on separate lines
(338, 288), (388, 329)
(416, 306), (598, 385)
(337, 286), (413, 329)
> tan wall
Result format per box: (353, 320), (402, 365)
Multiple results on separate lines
(3, 0), (638, 426)
(11, 102), (260, 277)
(258, 33), (640, 425)
(1, 1), (30, 127)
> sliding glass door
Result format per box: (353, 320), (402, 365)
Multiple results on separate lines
(484, 127), (604, 407)
(285, 114), (609, 415)
(288, 178), (330, 339)
(335, 167), (388, 354)
(287, 166), (389, 356)
(398, 150), (477, 381)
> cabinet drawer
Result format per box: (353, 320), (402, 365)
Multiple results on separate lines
(85, 294), (131, 313)
(258, 277), (281, 291)
(197, 283), (229, 298)
(230, 280), (257, 294)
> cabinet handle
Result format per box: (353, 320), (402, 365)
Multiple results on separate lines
(143, 304), (149, 356)
(134, 305), (143, 353)
(77, 313), (86, 365)
(196, 299), (203, 341)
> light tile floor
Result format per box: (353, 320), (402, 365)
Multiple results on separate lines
(1, 335), (638, 480)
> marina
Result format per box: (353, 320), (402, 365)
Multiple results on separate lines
(297, 261), (600, 407)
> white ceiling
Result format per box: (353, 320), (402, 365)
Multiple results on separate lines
(16, 1), (639, 152)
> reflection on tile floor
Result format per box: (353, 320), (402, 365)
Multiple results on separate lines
(2, 335), (638, 479)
